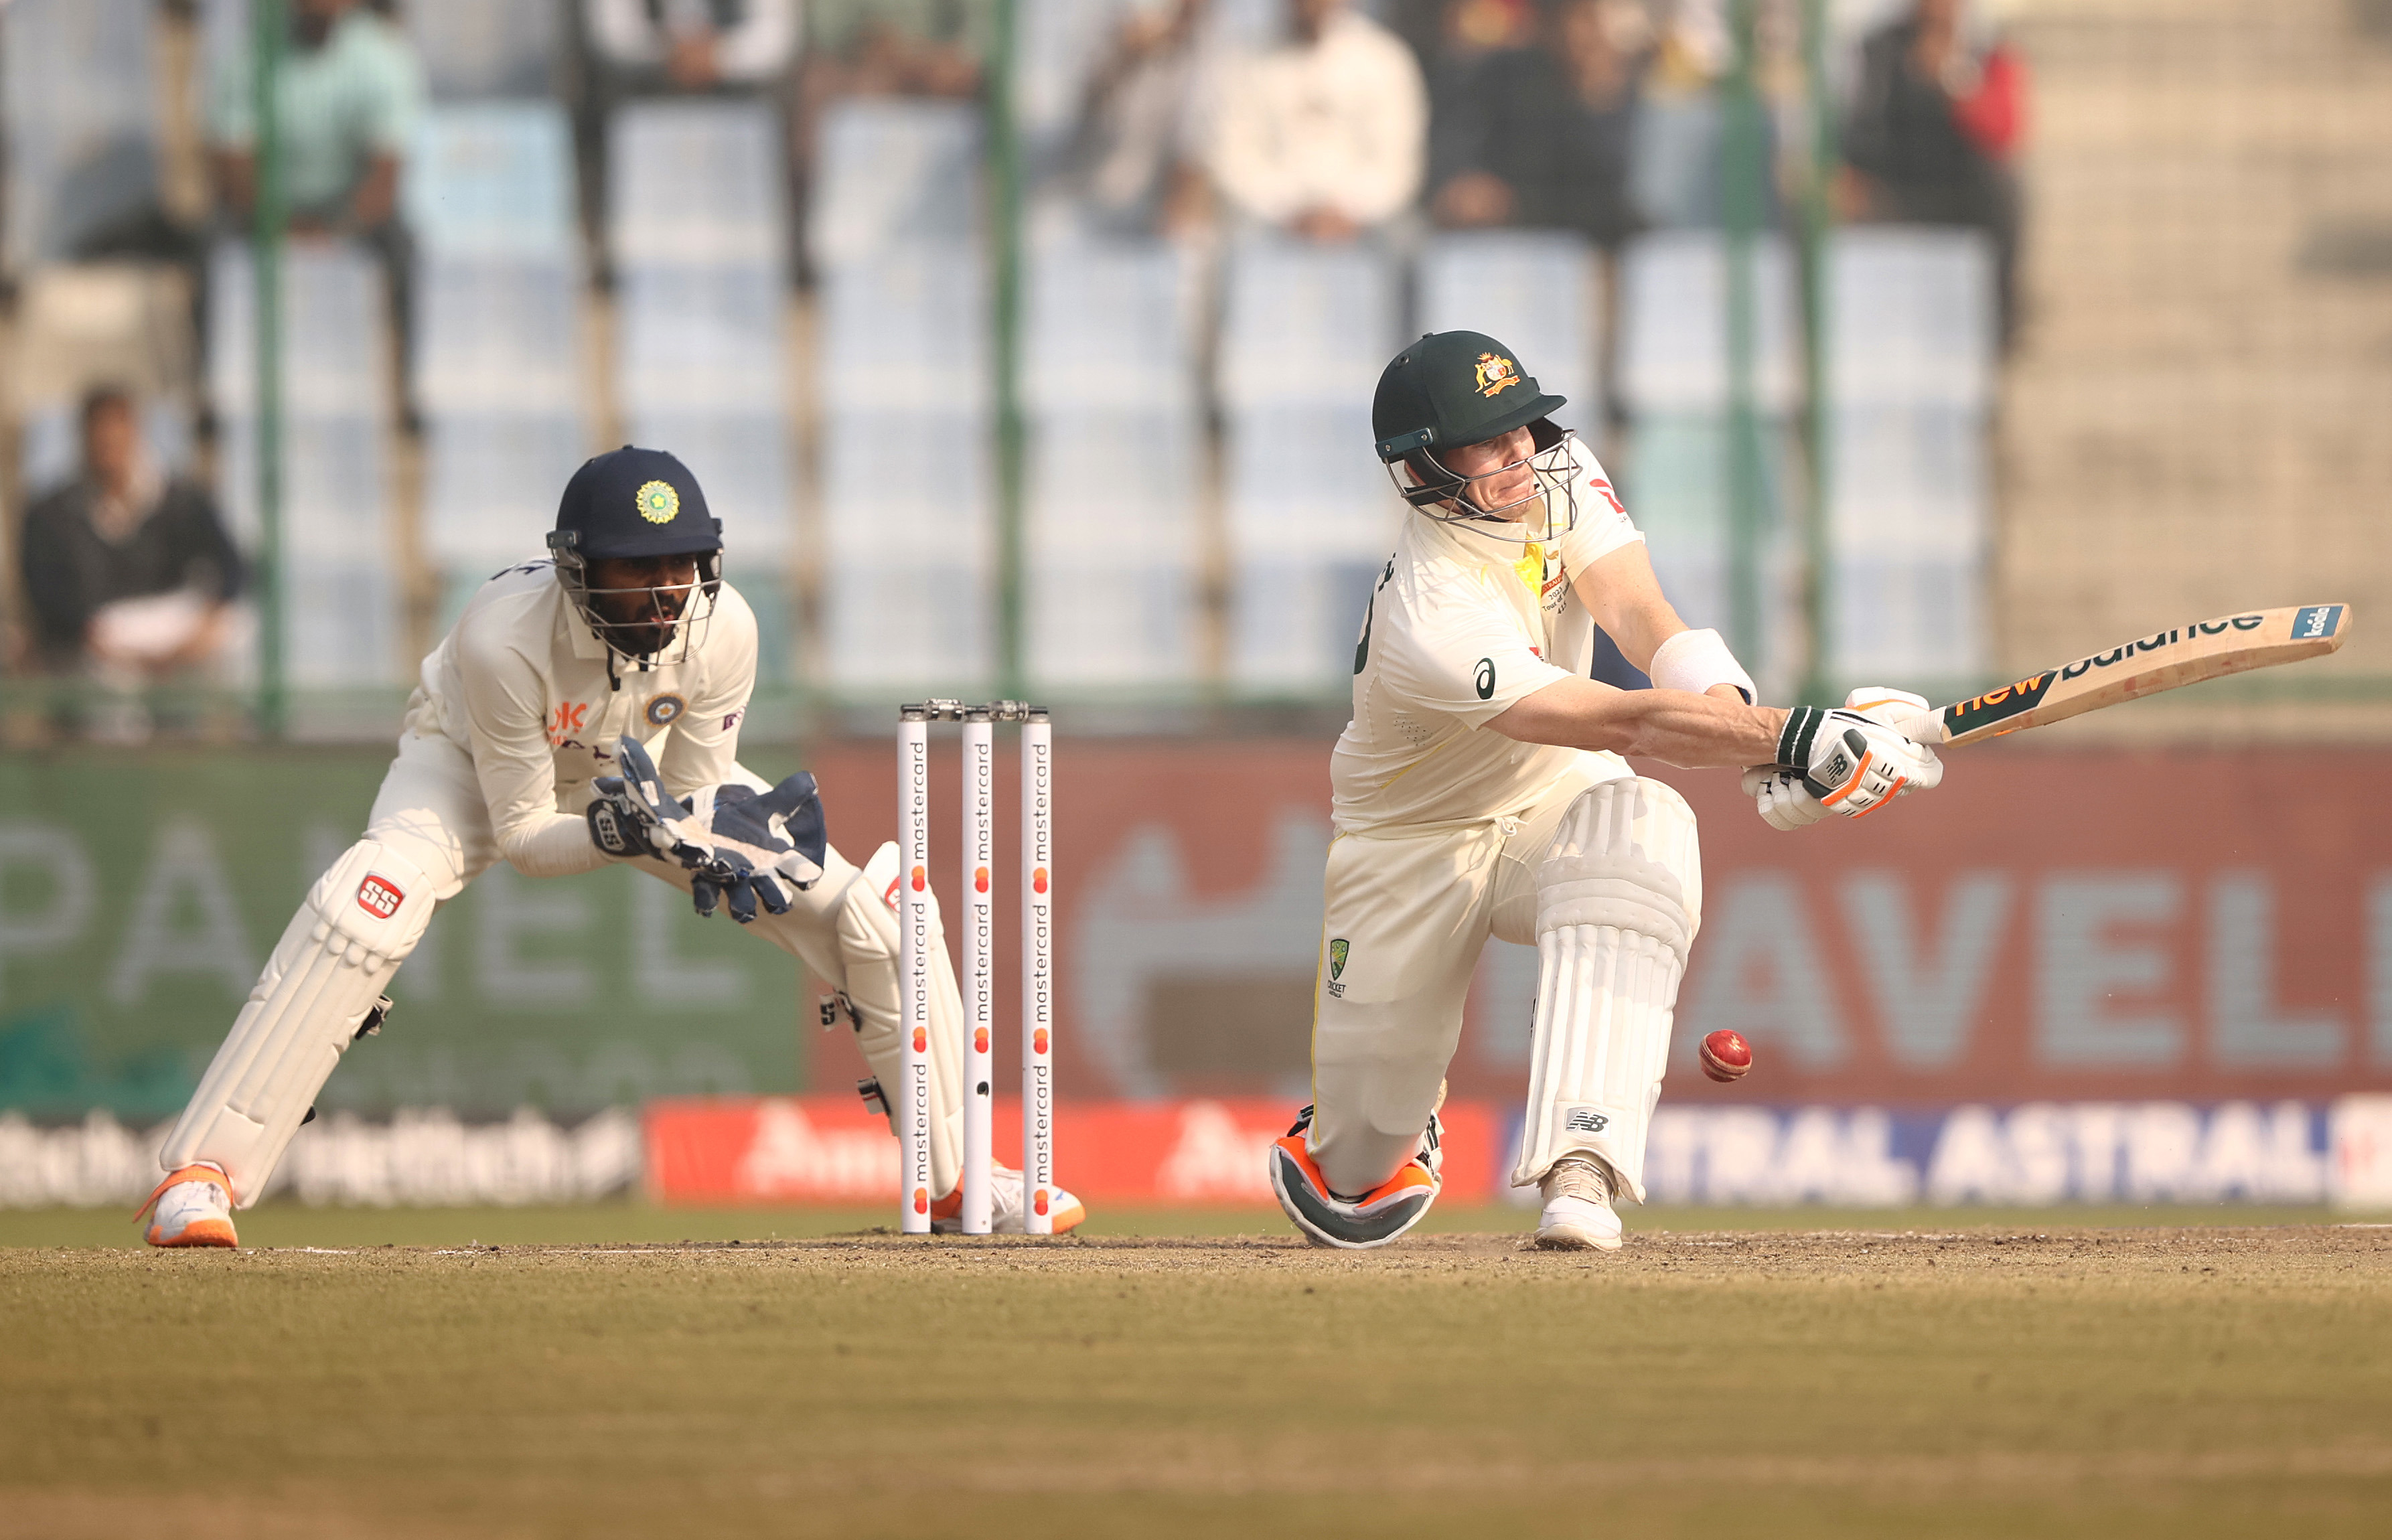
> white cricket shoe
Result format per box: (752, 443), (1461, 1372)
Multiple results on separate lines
(931, 1164), (1087, 1235)
(1534, 1156), (1623, 1251)
(141, 1164), (238, 1249)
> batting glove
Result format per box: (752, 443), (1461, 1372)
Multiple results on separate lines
(1743, 687), (1942, 831)
(1773, 703), (1943, 820)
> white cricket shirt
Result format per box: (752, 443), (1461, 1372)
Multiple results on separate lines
(1331, 438), (1644, 834)
(401, 562), (758, 878)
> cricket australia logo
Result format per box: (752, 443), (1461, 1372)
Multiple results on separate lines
(1327, 938), (1350, 997)
(1564, 1109), (1609, 1134)
(1473, 352), (1521, 398)
(356, 874), (404, 919)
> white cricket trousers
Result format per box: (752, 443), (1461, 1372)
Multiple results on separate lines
(1307, 757), (1639, 1197)
(175, 730), (880, 1197)
(362, 728), (861, 978)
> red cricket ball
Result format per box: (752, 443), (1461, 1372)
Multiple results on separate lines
(1700, 1029), (1752, 1083)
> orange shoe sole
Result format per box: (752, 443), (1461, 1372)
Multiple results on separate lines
(146, 1217), (237, 1248)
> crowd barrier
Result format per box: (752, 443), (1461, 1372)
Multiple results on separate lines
(9, 1096), (2389, 1211)
(644, 1094), (2392, 1213)
(0, 1107), (640, 1209)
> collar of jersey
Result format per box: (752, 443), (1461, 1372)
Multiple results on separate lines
(559, 585), (611, 662)
(1411, 504), (1556, 571)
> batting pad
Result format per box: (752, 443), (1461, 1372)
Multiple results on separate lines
(161, 840), (437, 1205)
(833, 842), (966, 1200)
(1512, 778), (1702, 1199)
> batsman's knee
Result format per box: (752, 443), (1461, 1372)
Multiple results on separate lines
(1538, 776), (1703, 945)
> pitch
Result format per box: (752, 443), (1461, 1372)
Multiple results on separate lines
(3, 1217), (2387, 1538)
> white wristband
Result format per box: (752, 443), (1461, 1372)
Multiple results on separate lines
(1648, 627), (1756, 704)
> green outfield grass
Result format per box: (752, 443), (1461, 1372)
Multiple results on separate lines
(2, 1213), (2386, 1539)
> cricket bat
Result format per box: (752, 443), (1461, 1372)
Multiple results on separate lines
(1923, 603), (2352, 747)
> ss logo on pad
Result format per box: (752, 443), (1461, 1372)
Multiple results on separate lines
(356, 875), (405, 919)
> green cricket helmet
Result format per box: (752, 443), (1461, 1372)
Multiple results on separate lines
(1371, 330), (1579, 535)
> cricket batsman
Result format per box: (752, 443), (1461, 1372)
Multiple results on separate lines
(1268, 331), (1943, 1251)
(140, 447), (1085, 1245)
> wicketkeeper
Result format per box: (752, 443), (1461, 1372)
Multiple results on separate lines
(141, 447), (1085, 1245)
(1268, 331), (1943, 1250)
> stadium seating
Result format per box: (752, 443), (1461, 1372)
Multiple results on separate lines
(400, 0), (560, 99)
(409, 103), (590, 618)
(1220, 238), (1401, 694)
(208, 244), (401, 691)
(1824, 227), (1996, 685)
(1613, 230), (1803, 686)
(806, 99), (982, 269)
(1615, 230), (1800, 419)
(0, 0), (163, 273)
(810, 100), (990, 694)
(1023, 236), (1201, 690)
(608, 98), (795, 677)
(404, 102), (579, 258)
(1619, 414), (1801, 664)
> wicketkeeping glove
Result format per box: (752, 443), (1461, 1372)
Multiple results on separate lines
(585, 741), (679, 860)
(677, 775), (827, 922)
(587, 737), (826, 923)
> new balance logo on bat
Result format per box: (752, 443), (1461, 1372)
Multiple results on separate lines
(2294, 605), (2344, 640)
(2058, 616), (2265, 681)
(1943, 671), (2056, 733)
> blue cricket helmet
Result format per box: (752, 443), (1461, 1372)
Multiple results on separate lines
(550, 445), (723, 560)
(547, 447), (725, 666)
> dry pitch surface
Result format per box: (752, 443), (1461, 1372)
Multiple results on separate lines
(3, 1218), (2389, 1539)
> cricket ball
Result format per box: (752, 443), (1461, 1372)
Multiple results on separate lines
(1700, 1029), (1752, 1083)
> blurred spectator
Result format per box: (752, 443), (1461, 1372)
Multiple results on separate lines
(210, 0), (425, 407)
(1839, 0), (2026, 341)
(210, 0), (424, 241)
(17, 387), (245, 738)
(585, 0), (802, 91)
(1431, 0), (1653, 247)
(804, 0), (987, 99)
(1069, 0), (1211, 237)
(1202, 0), (1428, 242)
(1411, 0), (1540, 198)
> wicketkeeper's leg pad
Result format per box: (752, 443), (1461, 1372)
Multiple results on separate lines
(1511, 777), (1703, 1201)
(159, 840), (438, 1205)
(780, 840), (966, 1201)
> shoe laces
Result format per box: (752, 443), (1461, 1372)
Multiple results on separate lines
(1544, 1156), (1613, 1205)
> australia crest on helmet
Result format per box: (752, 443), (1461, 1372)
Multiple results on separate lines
(1473, 352), (1521, 398)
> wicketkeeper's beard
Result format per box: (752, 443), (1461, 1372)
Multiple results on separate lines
(590, 585), (692, 659)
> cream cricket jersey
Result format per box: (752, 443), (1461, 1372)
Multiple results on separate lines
(400, 562), (758, 878)
(1332, 437), (1645, 834)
